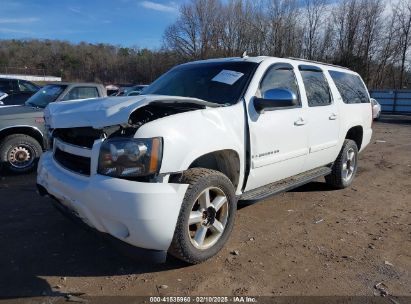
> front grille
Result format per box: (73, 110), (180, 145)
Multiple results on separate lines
(53, 128), (102, 149)
(54, 148), (91, 176)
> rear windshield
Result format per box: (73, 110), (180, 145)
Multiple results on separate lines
(329, 71), (370, 104)
(142, 61), (258, 105)
(25, 84), (67, 108)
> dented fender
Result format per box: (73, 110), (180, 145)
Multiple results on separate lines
(135, 102), (246, 193)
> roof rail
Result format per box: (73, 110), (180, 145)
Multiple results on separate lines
(287, 57), (350, 70)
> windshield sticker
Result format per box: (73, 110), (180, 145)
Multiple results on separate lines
(212, 70), (244, 85)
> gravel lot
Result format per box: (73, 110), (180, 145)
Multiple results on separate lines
(0, 115), (410, 300)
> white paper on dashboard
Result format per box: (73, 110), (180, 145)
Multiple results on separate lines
(211, 70), (244, 85)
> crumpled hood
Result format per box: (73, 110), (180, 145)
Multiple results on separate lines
(45, 95), (219, 129)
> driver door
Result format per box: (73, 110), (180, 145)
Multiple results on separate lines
(245, 63), (309, 191)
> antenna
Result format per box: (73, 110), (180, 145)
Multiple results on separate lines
(241, 51), (248, 58)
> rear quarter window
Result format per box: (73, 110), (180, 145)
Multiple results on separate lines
(329, 71), (370, 104)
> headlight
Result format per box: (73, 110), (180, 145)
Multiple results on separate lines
(98, 137), (163, 178)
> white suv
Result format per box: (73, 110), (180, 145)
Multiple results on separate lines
(37, 56), (373, 263)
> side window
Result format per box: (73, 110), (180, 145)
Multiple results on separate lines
(2, 95), (15, 105)
(0, 80), (13, 93)
(18, 80), (38, 92)
(62, 87), (99, 101)
(259, 64), (300, 105)
(329, 70), (369, 104)
(300, 67), (331, 107)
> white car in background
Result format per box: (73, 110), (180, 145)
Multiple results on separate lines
(371, 98), (381, 120)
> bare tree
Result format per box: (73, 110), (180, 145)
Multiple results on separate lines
(356, 0), (385, 83)
(163, 0), (223, 59)
(303, 0), (328, 60)
(333, 0), (363, 67)
(394, 0), (411, 88)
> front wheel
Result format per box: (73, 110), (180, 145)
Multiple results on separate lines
(325, 139), (358, 189)
(169, 168), (237, 264)
(0, 134), (42, 174)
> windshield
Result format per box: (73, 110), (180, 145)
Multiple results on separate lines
(25, 84), (67, 108)
(141, 61), (258, 105)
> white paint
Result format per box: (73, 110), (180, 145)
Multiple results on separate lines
(37, 152), (188, 250)
(44, 95), (219, 129)
(37, 56), (373, 253)
(211, 70), (244, 85)
(54, 138), (91, 158)
(0, 74), (61, 82)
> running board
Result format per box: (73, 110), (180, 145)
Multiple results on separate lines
(240, 166), (332, 201)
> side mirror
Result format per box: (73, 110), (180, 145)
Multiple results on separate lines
(254, 88), (298, 113)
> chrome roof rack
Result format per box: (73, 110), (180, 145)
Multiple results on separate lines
(287, 57), (350, 70)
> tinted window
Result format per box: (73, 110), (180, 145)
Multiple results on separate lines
(0, 80), (13, 93)
(62, 87), (99, 101)
(18, 80), (38, 92)
(1, 94), (15, 105)
(300, 70), (331, 107)
(329, 71), (369, 104)
(142, 62), (257, 105)
(260, 66), (300, 105)
(25, 84), (67, 108)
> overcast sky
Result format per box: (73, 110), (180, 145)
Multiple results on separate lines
(0, 0), (184, 48)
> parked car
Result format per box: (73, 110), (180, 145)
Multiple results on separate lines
(111, 85), (149, 96)
(109, 84), (133, 96)
(371, 98), (381, 120)
(125, 85), (149, 96)
(0, 78), (40, 105)
(0, 82), (106, 173)
(37, 57), (373, 264)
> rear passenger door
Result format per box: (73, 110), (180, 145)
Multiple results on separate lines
(299, 65), (340, 171)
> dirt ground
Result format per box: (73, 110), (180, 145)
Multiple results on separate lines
(0, 115), (410, 301)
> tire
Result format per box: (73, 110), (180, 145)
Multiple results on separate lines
(375, 112), (381, 121)
(0, 134), (42, 174)
(325, 139), (358, 189)
(169, 168), (237, 264)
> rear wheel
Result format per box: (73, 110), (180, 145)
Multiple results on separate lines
(169, 168), (237, 264)
(325, 139), (358, 189)
(0, 134), (42, 174)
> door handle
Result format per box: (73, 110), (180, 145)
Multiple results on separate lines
(329, 113), (338, 120)
(294, 117), (307, 126)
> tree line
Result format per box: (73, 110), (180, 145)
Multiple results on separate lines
(165, 0), (411, 89)
(0, 40), (180, 84)
(0, 0), (410, 89)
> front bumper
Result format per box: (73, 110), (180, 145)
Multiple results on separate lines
(37, 152), (189, 255)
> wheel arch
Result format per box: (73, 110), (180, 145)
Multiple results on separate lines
(345, 125), (363, 150)
(0, 126), (45, 149)
(172, 149), (241, 190)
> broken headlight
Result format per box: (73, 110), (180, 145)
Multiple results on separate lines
(98, 137), (163, 178)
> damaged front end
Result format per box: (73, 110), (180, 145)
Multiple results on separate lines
(46, 95), (213, 180)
